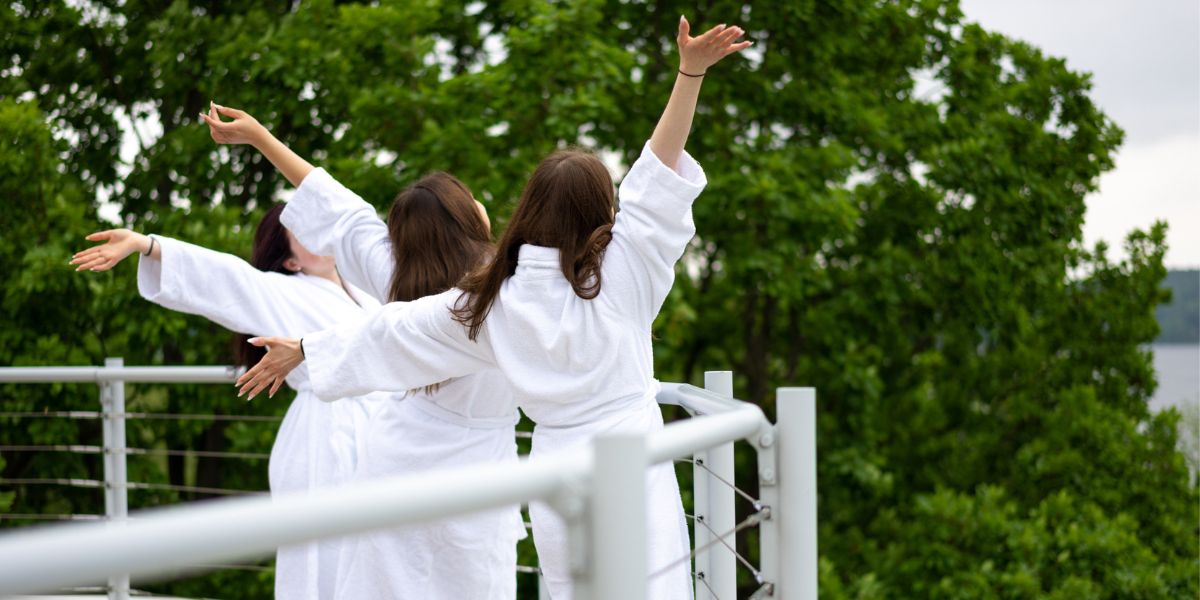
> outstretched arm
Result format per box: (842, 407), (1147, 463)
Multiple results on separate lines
(648, 16), (751, 171)
(199, 103), (314, 187)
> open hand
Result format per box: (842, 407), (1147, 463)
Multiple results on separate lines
(236, 336), (305, 400)
(71, 229), (149, 272)
(677, 16), (753, 75)
(200, 102), (266, 146)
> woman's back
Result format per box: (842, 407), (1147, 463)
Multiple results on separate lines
(483, 144), (705, 425)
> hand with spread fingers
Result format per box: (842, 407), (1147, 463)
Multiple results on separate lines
(236, 336), (305, 400)
(676, 16), (753, 76)
(71, 229), (159, 272)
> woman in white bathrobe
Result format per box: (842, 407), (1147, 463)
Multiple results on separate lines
(71, 206), (391, 600)
(198, 104), (526, 599)
(234, 18), (751, 600)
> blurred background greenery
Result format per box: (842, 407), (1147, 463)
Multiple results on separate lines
(1, 0), (1196, 598)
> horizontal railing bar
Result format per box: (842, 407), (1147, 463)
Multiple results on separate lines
(0, 479), (268, 496)
(0, 412), (283, 422)
(0, 446), (270, 460)
(0, 450), (588, 595)
(0, 514), (104, 521)
(646, 406), (766, 465)
(0, 366), (243, 384)
(657, 383), (747, 416)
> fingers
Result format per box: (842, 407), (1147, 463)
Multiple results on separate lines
(715, 26), (743, 47)
(244, 375), (275, 400)
(235, 361), (263, 388)
(85, 230), (115, 242)
(214, 104), (247, 119)
(236, 362), (271, 397)
(247, 336), (275, 347)
(723, 41), (753, 56)
(269, 377), (284, 398)
(698, 23), (726, 43)
(74, 255), (111, 272)
(678, 15), (690, 44)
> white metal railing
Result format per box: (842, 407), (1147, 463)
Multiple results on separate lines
(0, 362), (817, 599)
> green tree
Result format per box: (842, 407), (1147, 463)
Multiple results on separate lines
(2, 1), (1195, 598)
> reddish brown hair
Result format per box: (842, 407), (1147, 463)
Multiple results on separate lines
(452, 148), (615, 340)
(389, 171), (494, 395)
(386, 172), (493, 302)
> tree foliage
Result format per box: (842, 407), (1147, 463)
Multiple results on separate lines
(2, 0), (1195, 598)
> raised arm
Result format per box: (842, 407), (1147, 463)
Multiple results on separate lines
(199, 103), (314, 187)
(648, 16), (751, 171)
(278, 171), (396, 303)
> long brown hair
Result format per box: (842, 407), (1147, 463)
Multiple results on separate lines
(452, 148), (615, 340)
(233, 203), (297, 369)
(387, 172), (493, 302)
(389, 171), (495, 395)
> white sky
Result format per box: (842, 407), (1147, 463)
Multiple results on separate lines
(960, 0), (1200, 268)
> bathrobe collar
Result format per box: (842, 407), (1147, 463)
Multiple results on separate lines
(515, 245), (563, 279)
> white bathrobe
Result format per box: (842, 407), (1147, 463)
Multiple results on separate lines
(281, 172), (525, 600)
(301, 143), (704, 600)
(137, 236), (390, 600)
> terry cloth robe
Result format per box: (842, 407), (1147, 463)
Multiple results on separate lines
(137, 236), (391, 600)
(300, 142), (704, 600)
(281, 173), (526, 600)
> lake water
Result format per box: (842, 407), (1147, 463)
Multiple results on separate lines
(1150, 344), (1199, 413)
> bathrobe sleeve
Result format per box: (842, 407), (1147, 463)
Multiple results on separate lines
(136, 236), (304, 337)
(281, 168), (396, 303)
(302, 289), (498, 402)
(603, 142), (707, 326)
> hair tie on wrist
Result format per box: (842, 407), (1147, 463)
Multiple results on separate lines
(299, 338), (306, 359)
(678, 69), (705, 78)
(143, 237), (156, 256)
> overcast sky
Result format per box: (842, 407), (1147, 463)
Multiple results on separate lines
(960, 0), (1199, 268)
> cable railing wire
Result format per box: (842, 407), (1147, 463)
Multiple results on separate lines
(0, 445), (270, 460)
(0, 478), (269, 496)
(0, 411), (284, 422)
(693, 571), (722, 600)
(676, 457), (762, 510)
(688, 511), (764, 583)
(649, 507), (770, 581)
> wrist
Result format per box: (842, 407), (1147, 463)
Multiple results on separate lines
(137, 233), (153, 255)
(249, 123), (273, 148)
(678, 61), (707, 76)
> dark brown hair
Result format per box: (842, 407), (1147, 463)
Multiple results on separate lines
(234, 203), (297, 370)
(452, 148), (615, 340)
(386, 172), (494, 302)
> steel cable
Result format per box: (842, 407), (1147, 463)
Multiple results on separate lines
(675, 458), (761, 509)
(692, 571), (721, 600)
(690, 510), (764, 583)
(648, 507), (770, 581)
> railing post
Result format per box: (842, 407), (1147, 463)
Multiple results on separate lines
(693, 371), (736, 600)
(102, 358), (129, 600)
(591, 435), (646, 600)
(776, 387), (817, 599)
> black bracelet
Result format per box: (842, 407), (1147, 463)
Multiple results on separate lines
(143, 237), (156, 256)
(678, 69), (705, 78)
(299, 338), (305, 358)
